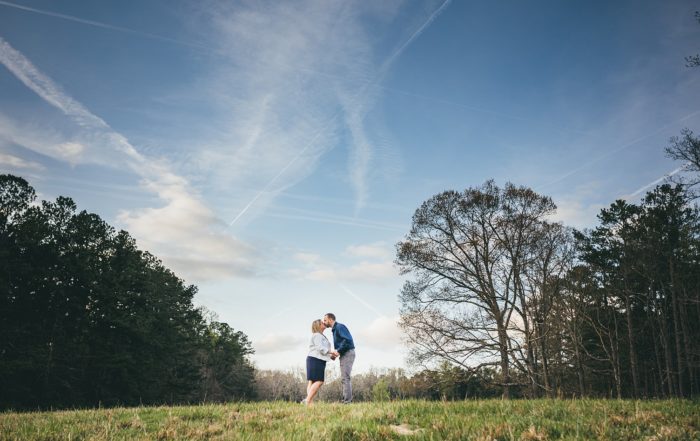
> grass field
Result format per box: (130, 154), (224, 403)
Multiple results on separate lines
(1, 399), (699, 440)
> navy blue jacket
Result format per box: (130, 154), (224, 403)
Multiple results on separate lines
(332, 322), (355, 355)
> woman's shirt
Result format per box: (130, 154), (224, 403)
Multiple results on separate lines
(308, 332), (332, 361)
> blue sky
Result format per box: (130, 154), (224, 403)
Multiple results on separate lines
(1, 0), (699, 373)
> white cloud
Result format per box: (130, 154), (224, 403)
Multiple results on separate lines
(291, 242), (399, 284)
(254, 333), (307, 355)
(293, 252), (321, 265)
(0, 36), (257, 283)
(116, 184), (258, 281)
(307, 261), (398, 283)
(355, 315), (403, 351)
(547, 182), (607, 229)
(184, 1), (361, 220)
(0, 118), (98, 166)
(345, 242), (393, 260)
(548, 198), (605, 230)
(0, 152), (44, 171)
(0, 1), (449, 283)
(54, 141), (84, 163)
(175, 0), (450, 222)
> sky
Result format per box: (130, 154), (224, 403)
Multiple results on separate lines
(1, 0), (699, 374)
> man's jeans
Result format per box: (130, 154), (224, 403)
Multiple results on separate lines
(339, 349), (356, 403)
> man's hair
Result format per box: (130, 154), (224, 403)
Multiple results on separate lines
(325, 313), (336, 321)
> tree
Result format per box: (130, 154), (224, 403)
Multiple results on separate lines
(665, 129), (700, 193)
(570, 182), (700, 398)
(371, 379), (390, 402)
(0, 174), (256, 409)
(685, 12), (700, 68)
(574, 200), (644, 398)
(396, 180), (564, 398)
(200, 321), (257, 402)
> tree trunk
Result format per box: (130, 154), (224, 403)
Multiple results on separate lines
(573, 337), (585, 397)
(679, 287), (695, 397)
(659, 305), (677, 397)
(498, 323), (510, 399)
(624, 288), (639, 398)
(651, 315), (666, 397)
(538, 321), (552, 397)
(669, 259), (685, 397)
(611, 311), (622, 399)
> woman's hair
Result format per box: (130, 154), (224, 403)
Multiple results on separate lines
(311, 319), (324, 334)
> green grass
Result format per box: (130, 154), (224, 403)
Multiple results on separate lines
(1, 399), (699, 440)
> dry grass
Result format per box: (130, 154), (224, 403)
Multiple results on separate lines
(0, 399), (698, 440)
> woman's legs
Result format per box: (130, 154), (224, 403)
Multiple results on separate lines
(305, 381), (324, 405)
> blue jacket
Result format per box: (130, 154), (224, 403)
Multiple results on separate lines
(332, 322), (355, 355)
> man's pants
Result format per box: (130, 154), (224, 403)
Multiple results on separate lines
(339, 349), (356, 403)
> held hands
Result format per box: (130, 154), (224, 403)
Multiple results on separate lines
(330, 350), (340, 360)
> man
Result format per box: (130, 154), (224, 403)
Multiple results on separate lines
(323, 313), (355, 403)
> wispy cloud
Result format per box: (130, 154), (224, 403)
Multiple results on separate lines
(0, 152), (44, 171)
(266, 206), (406, 232)
(0, 0), (208, 51)
(291, 242), (399, 284)
(355, 315), (403, 350)
(182, 0), (451, 225)
(537, 110), (700, 192)
(345, 242), (393, 260)
(547, 181), (607, 229)
(0, 36), (256, 282)
(306, 263), (398, 284)
(0, 37), (142, 164)
(253, 332), (307, 355)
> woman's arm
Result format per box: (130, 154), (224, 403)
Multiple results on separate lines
(312, 333), (331, 355)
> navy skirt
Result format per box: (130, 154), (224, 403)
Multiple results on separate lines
(306, 356), (327, 382)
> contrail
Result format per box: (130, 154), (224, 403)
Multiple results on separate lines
(339, 284), (386, 319)
(228, 0), (453, 226)
(0, 0), (210, 51)
(538, 110), (700, 191)
(266, 211), (405, 232)
(624, 163), (690, 200)
(378, 0), (452, 77)
(228, 124), (332, 226)
(0, 36), (141, 161)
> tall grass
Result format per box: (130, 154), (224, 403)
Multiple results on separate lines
(1, 399), (698, 440)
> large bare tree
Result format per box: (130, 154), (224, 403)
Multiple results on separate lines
(396, 180), (567, 398)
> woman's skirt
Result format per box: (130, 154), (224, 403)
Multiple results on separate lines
(306, 356), (327, 382)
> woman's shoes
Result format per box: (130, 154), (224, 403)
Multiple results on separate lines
(300, 399), (307, 405)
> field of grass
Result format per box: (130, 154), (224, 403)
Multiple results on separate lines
(1, 399), (699, 440)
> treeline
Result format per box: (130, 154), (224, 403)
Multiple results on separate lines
(0, 175), (255, 410)
(572, 183), (699, 398)
(397, 130), (700, 399)
(255, 365), (501, 402)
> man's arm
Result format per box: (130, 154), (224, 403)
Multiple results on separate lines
(334, 324), (353, 354)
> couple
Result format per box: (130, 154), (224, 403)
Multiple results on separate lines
(303, 313), (355, 406)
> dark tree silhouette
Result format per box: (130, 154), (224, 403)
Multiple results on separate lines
(0, 175), (256, 410)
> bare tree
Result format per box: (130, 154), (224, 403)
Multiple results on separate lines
(396, 181), (560, 398)
(665, 129), (700, 193)
(685, 12), (700, 68)
(517, 222), (575, 397)
(254, 368), (306, 401)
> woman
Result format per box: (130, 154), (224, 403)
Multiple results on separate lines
(303, 319), (335, 406)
